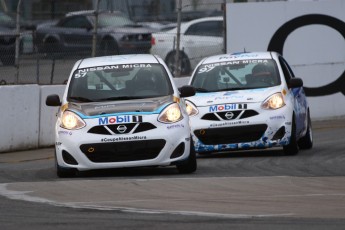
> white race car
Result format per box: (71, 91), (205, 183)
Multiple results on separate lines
(150, 16), (223, 76)
(185, 52), (313, 155)
(46, 54), (196, 177)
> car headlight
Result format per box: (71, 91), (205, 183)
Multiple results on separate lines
(158, 103), (183, 123)
(261, 93), (285, 110)
(60, 111), (86, 130)
(185, 100), (198, 116)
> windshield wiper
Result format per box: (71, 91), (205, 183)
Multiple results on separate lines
(69, 96), (94, 102)
(216, 87), (256, 92)
(98, 96), (144, 101)
(194, 87), (209, 92)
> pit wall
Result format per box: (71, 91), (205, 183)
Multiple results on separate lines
(0, 78), (344, 153)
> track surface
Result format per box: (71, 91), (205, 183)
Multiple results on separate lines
(0, 118), (345, 229)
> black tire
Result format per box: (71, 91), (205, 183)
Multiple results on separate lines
(1, 56), (15, 66)
(176, 140), (197, 174)
(43, 38), (61, 58)
(55, 151), (77, 178)
(99, 39), (119, 56)
(165, 51), (191, 76)
(283, 116), (299, 156)
(298, 111), (313, 149)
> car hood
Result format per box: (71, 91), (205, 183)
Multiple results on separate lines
(68, 95), (173, 117)
(187, 87), (281, 106)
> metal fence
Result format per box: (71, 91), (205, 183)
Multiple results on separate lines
(0, 1), (226, 85)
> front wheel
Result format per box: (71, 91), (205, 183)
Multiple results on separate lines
(283, 116), (299, 156)
(298, 111), (313, 149)
(176, 140), (197, 174)
(55, 151), (77, 178)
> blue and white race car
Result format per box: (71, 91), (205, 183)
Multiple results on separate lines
(46, 54), (196, 177)
(185, 52), (313, 155)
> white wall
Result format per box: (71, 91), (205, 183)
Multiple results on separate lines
(226, 0), (345, 119)
(0, 85), (40, 152)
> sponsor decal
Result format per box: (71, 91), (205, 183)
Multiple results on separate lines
(270, 115), (286, 120)
(58, 131), (72, 135)
(209, 104), (237, 112)
(95, 104), (116, 110)
(98, 115), (142, 125)
(55, 142), (62, 146)
(101, 136), (147, 142)
(209, 120), (249, 127)
(74, 64), (152, 78)
(209, 103), (247, 112)
(167, 124), (185, 129)
(198, 59), (268, 73)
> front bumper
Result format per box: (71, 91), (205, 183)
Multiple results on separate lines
(55, 115), (191, 171)
(190, 103), (293, 153)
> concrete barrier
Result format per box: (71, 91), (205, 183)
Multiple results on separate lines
(0, 85), (40, 152)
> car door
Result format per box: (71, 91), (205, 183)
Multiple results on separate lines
(182, 20), (223, 68)
(279, 56), (307, 136)
(58, 15), (93, 53)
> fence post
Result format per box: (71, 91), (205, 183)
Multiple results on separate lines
(174, 0), (182, 77)
(15, 0), (22, 84)
(92, 0), (100, 57)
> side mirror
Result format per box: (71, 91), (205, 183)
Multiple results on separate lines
(288, 78), (303, 88)
(179, 85), (196, 98)
(46, 94), (61, 106)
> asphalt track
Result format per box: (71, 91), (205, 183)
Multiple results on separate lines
(0, 118), (345, 229)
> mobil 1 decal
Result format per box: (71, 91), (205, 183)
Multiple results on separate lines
(267, 14), (345, 97)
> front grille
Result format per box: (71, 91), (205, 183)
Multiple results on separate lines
(194, 124), (268, 145)
(201, 110), (259, 121)
(80, 139), (166, 163)
(88, 122), (156, 135)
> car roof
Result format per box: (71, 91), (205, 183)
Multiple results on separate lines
(164, 16), (223, 33)
(66, 10), (124, 17)
(77, 54), (161, 69)
(199, 52), (277, 65)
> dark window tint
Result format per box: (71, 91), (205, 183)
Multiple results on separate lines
(61, 16), (91, 29)
(185, 20), (223, 37)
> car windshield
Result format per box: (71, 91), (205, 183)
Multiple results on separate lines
(97, 14), (136, 27)
(67, 63), (173, 102)
(191, 59), (281, 92)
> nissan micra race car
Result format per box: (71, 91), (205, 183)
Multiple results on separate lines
(185, 52), (313, 155)
(46, 54), (196, 177)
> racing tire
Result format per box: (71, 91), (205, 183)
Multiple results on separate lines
(55, 151), (77, 178)
(99, 39), (119, 56)
(176, 140), (197, 174)
(283, 116), (299, 156)
(165, 51), (191, 76)
(298, 111), (313, 149)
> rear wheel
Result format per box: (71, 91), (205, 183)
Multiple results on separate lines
(283, 116), (299, 155)
(166, 51), (191, 76)
(99, 39), (119, 56)
(43, 38), (61, 58)
(298, 111), (313, 149)
(176, 140), (197, 174)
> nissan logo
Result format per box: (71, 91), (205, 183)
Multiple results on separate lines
(117, 125), (127, 133)
(224, 112), (234, 120)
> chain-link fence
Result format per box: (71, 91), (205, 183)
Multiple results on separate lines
(0, 0), (227, 85)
